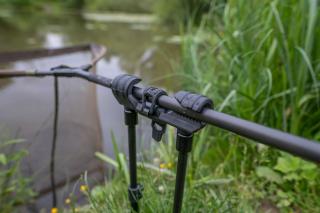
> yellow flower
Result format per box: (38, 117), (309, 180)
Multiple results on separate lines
(75, 208), (79, 212)
(51, 207), (58, 213)
(65, 198), (71, 204)
(80, 184), (88, 192)
(159, 163), (166, 169)
(167, 162), (173, 169)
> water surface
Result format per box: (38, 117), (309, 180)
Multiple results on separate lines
(0, 11), (180, 211)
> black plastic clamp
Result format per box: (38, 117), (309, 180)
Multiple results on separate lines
(111, 74), (141, 110)
(174, 91), (213, 112)
(137, 87), (167, 142)
(138, 87), (167, 116)
(158, 91), (213, 134)
(128, 184), (144, 203)
(112, 75), (167, 142)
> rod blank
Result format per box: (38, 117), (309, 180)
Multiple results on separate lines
(1, 70), (320, 163)
(132, 87), (320, 163)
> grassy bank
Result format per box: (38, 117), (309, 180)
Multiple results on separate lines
(77, 0), (320, 212)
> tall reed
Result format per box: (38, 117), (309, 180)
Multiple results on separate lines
(177, 0), (320, 210)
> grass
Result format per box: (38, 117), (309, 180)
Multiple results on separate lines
(174, 0), (320, 211)
(66, 0), (320, 212)
(0, 139), (35, 213)
(74, 128), (248, 213)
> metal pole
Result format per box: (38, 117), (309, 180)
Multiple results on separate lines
(124, 108), (142, 212)
(173, 130), (193, 213)
(1, 71), (320, 163)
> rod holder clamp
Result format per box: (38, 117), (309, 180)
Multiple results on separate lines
(138, 87), (167, 116)
(156, 91), (213, 135)
(136, 87), (167, 142)
(174, 91), (213, 113)
(124, 108), (138, 126)
(111, 74), (141, 110)
(128, 183), (144, 203)
(176, 131), (193, 153)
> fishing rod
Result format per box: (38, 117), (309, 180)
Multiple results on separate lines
(1, 47), (320, 213)
(2, 67), (319, 162)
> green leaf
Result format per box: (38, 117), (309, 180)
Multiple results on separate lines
(119, 153), (129, 185)
(0, 154), (7, 165)
(274, 156), (301, 173)
(315, 131), (320, 141)
(301, 169), (318, 181)
(300, 160), (317, 170)
(283, 173), (301, 181)
(256, 166), (282, 183)
(0, 139), (25, 148)
(95, 152), (119, 169)
(91, 185), (105, 198)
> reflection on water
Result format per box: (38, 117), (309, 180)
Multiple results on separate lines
(0, 11), (180, 88)
(44, 32), (64, 48)
(0, 11), (180, 211)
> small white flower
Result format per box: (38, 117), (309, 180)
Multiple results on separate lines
(232, 30), (240, 38)
(153, 157), (160, 165)
(158, 185), (165, 193)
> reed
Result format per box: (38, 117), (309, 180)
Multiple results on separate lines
(83, 0), (320, 211)
(177, 0), (320, 210)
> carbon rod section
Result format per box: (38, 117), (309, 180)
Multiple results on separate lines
(132, 87), (320, 163)
(1, 71), (320, 163)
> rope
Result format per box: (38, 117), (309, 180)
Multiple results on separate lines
(50, 76), (59, 207)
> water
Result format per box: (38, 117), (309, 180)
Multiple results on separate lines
(0, 11), (180, 211)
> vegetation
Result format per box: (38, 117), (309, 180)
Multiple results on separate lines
(77, 0), (320, 212)
(0, 139), (35, 213)
(0, 0), (154, 13)
(1, 0), (319, 212)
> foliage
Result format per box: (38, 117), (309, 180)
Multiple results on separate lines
(0, 0), (154, 13)
(76, 128), (244, 212)
(0, 139), (36, 213)
(84, 0), (154, 13)
(175, 0), (320, 211)
(69, 0), (320, 212)
(154, 0), (225, 26)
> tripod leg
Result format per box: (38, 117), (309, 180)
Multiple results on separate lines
(124, 108), (143, 212)
(173, 130), (193, 213)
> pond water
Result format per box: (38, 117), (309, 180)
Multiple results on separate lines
(0, 11), (180, 211)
